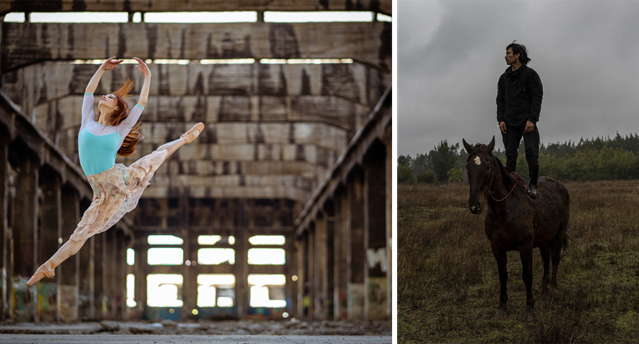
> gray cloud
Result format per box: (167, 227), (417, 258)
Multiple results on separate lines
(398, 0), (639, 156)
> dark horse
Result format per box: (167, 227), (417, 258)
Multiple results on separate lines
(463, 137), (569, 322)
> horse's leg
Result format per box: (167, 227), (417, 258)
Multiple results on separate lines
(520, 246), (535, 322)
(539, 243), (551, 294)
(491, 246), (508, 317)
(551, 233), (564, 289)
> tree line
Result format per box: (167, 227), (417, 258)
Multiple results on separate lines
(398, 133), (639, 183)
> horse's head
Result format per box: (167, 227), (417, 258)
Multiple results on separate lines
(463, 136), (496, 215)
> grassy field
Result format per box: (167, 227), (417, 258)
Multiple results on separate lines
(398, 180), (639, 343)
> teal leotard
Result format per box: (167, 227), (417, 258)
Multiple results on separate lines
(78, 93), (144, 176)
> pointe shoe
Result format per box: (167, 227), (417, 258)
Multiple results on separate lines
(27, 260), (56, 287)
(181, 122), (205, 144)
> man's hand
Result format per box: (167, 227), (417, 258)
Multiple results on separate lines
(525, 120), (535, 133)
(100, 56), (123, 71)
(499, 121), (507, 134)
(134, 57), (151, 77)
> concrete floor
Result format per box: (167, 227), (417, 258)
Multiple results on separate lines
(0, 334), (392, 343)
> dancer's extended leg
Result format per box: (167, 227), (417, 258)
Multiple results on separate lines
(27, 238), (86, 287)
(156, 122), (205, 157)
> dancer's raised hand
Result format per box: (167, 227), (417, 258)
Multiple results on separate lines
(101, 56), (124, 71)
(134, 57), (151, 77)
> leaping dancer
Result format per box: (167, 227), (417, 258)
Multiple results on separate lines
(27, 57), (204, 287)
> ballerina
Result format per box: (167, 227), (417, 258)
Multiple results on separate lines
(27, 56), (204, 287)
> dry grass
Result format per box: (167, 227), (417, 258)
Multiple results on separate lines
(398, 180), (639, 343)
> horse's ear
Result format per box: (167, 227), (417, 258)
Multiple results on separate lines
(486, 136), (495, 153)
(462, 139), (474, 154)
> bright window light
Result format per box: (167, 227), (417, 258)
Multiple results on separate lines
(197, 274), (235, 308)
(126, 274), (136, 307)
(264, 11), (374, 23)
(145, 12), (257, 23)
(248, 248), (285, 265)
(132, 12), (142, 23)
(249, 235), (286, 245)
(148, 248), (184, 265)
(248, 274), (286, 308)
(4, 13), (25, 23)
(260, 58), (352, 64)
(198, 235), (222, 245)
(153, 59), (190, 65)
(248, 274), (286, 286)
(148, 235), (183, 245)
(127, 248), (135, 266)
(229, 236), (236, 245)
(200, 59), (255, 64)
(217, 297), (234, 307)
(147, 274), (183, 307)
(30, 12), (128, 23)
(377, 13), (392, 22)
(198, 248), (235, 265)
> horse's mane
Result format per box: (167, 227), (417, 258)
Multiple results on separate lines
(491, 154), (516, 192)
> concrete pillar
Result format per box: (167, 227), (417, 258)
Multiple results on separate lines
(134, 238), (147, 319)
(347, 167), (365, 321)
(314, 214), (327, 320)
(322, 203), (335, 320)
(384, 125), (392, 319)
(182, 191), (195, 321)
(363, 141), (388, 320)
(117, 230), (126, 319)
(285, 233), (296, 317)
(234, 200), (249, 319)
(333, 186), (348, 320)
(78, 198), (93, 320)
(105, 229), (116, 318)
(12, 151), (39, 322)
(0, 138), (9, 320)
(60, 185), (79, 322)
(307, 223), (315, 319)
(93, 233), (105, 319)
(295, 233), (305, 318)
(38, 168), (62, 322)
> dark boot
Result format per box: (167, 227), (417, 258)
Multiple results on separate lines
(528, 165), (539, 199)
(505, 165), (516, 174)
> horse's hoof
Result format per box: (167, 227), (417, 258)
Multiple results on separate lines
(521, 312), (534, 322)
(495, 308), (507, 317)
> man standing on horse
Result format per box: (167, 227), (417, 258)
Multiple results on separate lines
(497, 41), (543, 198)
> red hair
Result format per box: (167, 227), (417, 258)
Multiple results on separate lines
(96, 75), (143, 157)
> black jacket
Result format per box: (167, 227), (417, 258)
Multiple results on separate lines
(496, 64), (543, 127)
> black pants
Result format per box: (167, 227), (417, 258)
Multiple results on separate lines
(501, 124), (539, 171)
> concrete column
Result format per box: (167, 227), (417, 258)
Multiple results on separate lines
(295, 233), (305, 318)
(314, 214), (327, 320)
(347, 167), (365, 321)
(12, 152), (39, 322)
(234, 200), (249, 319)
(306, 224), (315, 319)
(384, 125), (392, 319)
(93, 233), (105, 319)
(134, 238), (147, 319)
(78, 198), (93, 320)
(322, 204), (335, 320)
(38, 168), (62, 322)
(105, 229), (116, 318)
(363, 141), (388, 320)
(333, 186), (348, 320)
(117, 230), (126, 319)
(285, 233), (296, 317)
(60, 185), (79, 322)
(182, 191), (195, 320)
(0, 138), (9, 320)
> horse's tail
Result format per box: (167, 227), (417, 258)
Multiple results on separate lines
(562, 233), (569, 251)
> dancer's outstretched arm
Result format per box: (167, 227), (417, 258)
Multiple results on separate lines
(134, 57), (151, 107)
(85, 56), (123, 94)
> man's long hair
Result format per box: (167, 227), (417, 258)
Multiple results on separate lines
(507, 41), (531, 65)
(96, 75), (143, 157)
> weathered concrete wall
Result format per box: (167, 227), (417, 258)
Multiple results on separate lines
(1, 0), (392, 16)
(2, 22), (392, 72)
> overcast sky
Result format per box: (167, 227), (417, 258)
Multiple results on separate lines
(398, 0), (639, 157)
